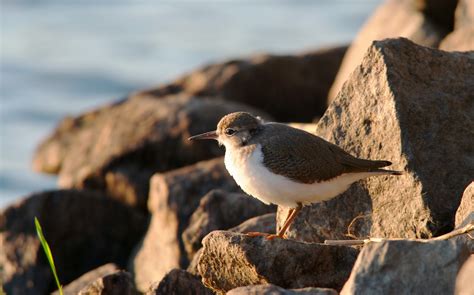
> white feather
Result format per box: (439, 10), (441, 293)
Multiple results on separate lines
(225, 144), (387, 208)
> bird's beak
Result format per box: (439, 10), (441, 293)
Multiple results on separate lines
(188, 130), (218, 141)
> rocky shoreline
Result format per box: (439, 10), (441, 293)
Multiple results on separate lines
(1, 0), (473, 294)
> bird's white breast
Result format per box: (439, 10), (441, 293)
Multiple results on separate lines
(224, 144), (380, 208)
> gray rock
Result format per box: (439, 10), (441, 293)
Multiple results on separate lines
(279, 38), (474, 242)
(440, 0), (474, 51)
(0, 190), (147, 295)
(33, 94), (268, 210)
(455, 255), (474, 295)
(328, 0), (447, 101)
(131, 158), (239, 292)
(77, 270), (137, 295)
(227, 284), (337, 295)
(198, 231), (358, 293)
(146, 269), (213, 295)
(229, 213), (276, 235)
(341, 239), (470, 295)
(137, 46), (348, 122)
(53, 263), (119, 295)
(182, 189), (275, 259)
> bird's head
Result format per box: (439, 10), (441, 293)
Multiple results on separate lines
(189, 112), (262, 148)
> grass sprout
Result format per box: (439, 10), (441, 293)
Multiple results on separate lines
(34, 217), (63, 295)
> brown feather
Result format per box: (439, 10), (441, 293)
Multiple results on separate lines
(254, 123), (397, 184)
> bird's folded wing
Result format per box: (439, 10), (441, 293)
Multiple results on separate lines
(260, 125), (390, 184)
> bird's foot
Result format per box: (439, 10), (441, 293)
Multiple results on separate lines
(245, 232), (285, 240)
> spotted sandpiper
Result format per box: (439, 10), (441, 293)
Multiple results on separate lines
(189, 112), (402, 240)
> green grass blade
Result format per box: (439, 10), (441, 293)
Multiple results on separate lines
(34, 217), (63, 295)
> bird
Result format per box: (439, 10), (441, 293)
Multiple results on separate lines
(189, 112), (402, 240)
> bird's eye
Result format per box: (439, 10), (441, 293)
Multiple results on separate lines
(225, 128), (236, 136)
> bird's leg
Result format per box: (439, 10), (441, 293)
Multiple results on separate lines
(245, 208), (295, 238)
(266, 203), (302, 240)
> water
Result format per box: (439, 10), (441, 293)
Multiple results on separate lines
(0, 0), (381, 208)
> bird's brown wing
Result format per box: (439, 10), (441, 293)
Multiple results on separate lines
(259, 124), (391, 184)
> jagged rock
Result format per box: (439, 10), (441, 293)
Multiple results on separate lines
(229, 213), (276, 235)
(77, 270), (136, 295)
(33, 94), (268, 210)
(227, 284), (338, 295)
(0, 190), (147, 295)
(341, 239), (470, 295)
(131, 158), (240, 292)
(136, 46), (348, 122)
(146, 269), (213, 295)
(198, 231), (358, 293)
(53, 263), (119, 295)
(440, 0), (474, 51)
(182, 189), (275, 259)
(328, 0), (447, 101)
(455, 255), (474, 295)
(278, 38), (474, 242)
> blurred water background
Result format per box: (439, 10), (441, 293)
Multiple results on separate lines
(0, 0), (381, 208)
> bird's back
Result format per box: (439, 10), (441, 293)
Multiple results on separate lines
(254, 123), (395, 184)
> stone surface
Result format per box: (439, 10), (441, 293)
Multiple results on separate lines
(137, 46), (348, 122)
(182, 189), (275, 259)
(279, 38), (474, 242)
(0, 190), (147, 295)
(456, 182), (474, 228)
(455, 255), (474, 295)
(33, 94), (267, 210)
(440, 0), (474, 51)
(53, 263), (119, 295)
(227, 284), (338, 295)
(341, 239), (470, 295)
(198, 231), (358, 293)
(146, 269), (213, 295)
(229, 213), (276, 235)
(77, 270), (137, 295)
(131, 157), (240, 292)
(328, 0), (447, 101)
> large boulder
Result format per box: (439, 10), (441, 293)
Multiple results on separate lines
(440, 0), (474, 51)
(227, 284), (337, 295)
(33, 94), (267, 210)
(136, 46), (348, 122)
(0, 190), (147, 295)
(130, 158), (240, 292)
(341, 239), (470, 295)
(328, 0), (448, 101)
(197, 231), (358, 293)
(182, 189), (275, 259)
(146, 269), (213, 295)
(278, 38), (474, 242)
